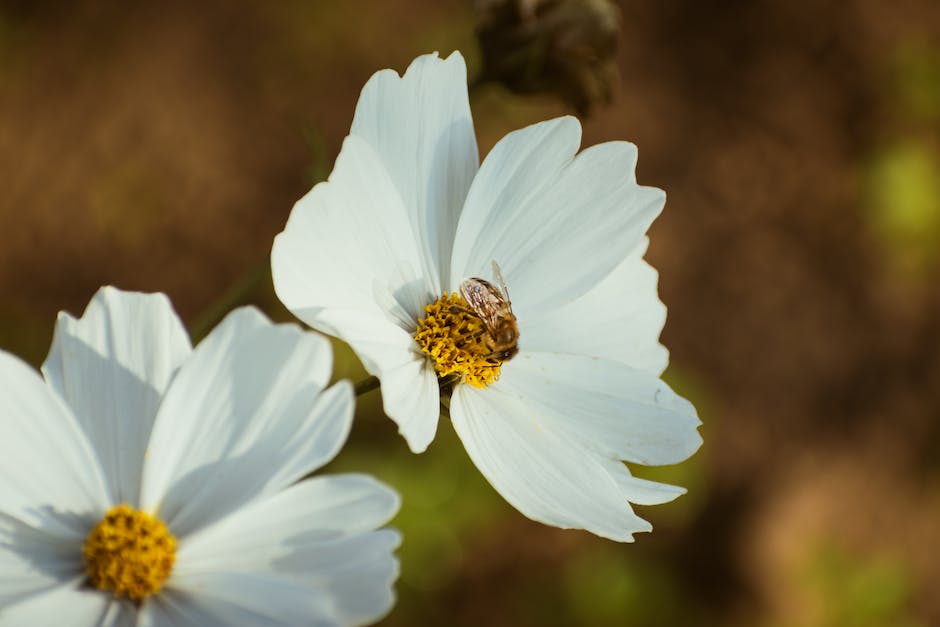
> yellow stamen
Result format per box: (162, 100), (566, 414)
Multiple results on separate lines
(83, 504), (176, 601)
(414, 292), (501, 388)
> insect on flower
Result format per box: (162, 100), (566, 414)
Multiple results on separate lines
(457, 261), (519, 362)
(272, 51), (703, 542)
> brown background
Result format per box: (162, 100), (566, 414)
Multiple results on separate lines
(2, 1), (939, 625)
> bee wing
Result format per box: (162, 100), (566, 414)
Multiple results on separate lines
(490, 260), (511, 303)
(459, 278), (504, 329)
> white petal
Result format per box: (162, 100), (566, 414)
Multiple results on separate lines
(0, 513), (85, 606)
(502, 352), (702, 466)
(42, 286), (192, 505)
(351, 51), (479, 293)
(272, 135), (431, 325)
(274, 530), (401, 627)
(98, 601), (138, 627)
(602, 460), (687, 506)
(140, 308), (350, 538)
(0, 560), (61, 610)
(0, 350), (108, 532)
(173, 476), (400, 626)
(0, 579), (109, 627)
(139, 592), (212, 627)
(302, 308), (418, 376)
(141, 579), (328, 627)
(139, 592), (205, 627)
(521, 237), (669, 375)
(450, 117), (665, 312)
(309, 308), (441, 454)
(177, 474), (399, 570)
(451, 384), (652, 542)
(375, 355), (441, 453)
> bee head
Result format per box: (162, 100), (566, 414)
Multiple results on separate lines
(498, 326), (517, 345)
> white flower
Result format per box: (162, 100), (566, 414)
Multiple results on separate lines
(0, 287), (400, 626)
(272, 52), (702, 542)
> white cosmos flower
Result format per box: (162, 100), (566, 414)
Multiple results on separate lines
(0, 287), (400, 626)
(272, 52), (702, 542)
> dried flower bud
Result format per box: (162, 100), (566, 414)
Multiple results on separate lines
(474, 0), (621, 116)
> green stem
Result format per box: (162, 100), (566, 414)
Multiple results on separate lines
(189, 260), (269, 341)
(354, 375), (380, 397)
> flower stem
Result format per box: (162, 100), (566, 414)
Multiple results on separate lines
(189, 259), (269, 341)
(354, 375), (380, 397)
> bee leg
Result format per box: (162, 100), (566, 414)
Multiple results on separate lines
(454, 328), (488, 345)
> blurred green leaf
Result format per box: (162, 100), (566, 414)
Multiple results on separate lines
(867, 139), (940, 273)
(326, 410), (509, 605)
(894, 42), (940, 120)
(803, 542), (921, 627)
(564, 548), (683, 626)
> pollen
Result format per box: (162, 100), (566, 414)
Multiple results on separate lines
(82, 504), (176, 601)
(414, 293), (502, 388)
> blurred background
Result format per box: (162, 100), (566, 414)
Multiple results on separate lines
(2, 0), (939, 625)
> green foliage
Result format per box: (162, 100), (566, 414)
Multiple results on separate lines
(867, 140), (940, 273)
(325, 406), (510, 608)
(803, 543), (922, 627)
(564, 547), (685, 627)
(894, 43), (940, 120)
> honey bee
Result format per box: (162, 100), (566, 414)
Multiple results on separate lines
(458, 261), (520, 362)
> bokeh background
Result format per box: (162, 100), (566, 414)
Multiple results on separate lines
(2, 1), (939, 625)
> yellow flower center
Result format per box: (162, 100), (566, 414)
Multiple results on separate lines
(414, 292), (503, 388)
(82, 504), (176, 601)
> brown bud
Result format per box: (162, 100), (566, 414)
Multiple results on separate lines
(474, 0), (621, 116)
